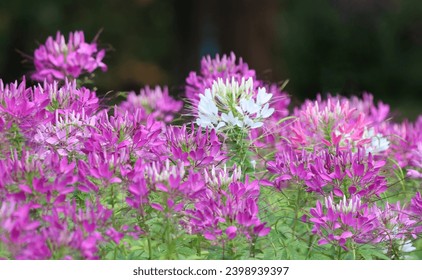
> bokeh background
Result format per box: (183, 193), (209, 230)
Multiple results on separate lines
(0, 0), (421, 119)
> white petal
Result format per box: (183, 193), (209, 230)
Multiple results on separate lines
(216, 121), (226, 130)
(260, 103), (275, 118)
(250, 121), (263, 128)
(241, 98), (260, 115)
(257, 87), (272, 105)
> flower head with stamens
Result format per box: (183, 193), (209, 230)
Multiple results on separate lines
(196, 77), (274, 132)
(32, 31), (107, 82)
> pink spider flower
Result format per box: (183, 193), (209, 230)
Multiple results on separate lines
(370, 201), (418, 257)
(288, 94), (383, 152)
(310, 194), (379, 250)
(307, 148), (388, 199)
(0, 78), (100, 149)
(0, 201), (50, 259)
(33, 108), (96, 157)
(78, 152), (122, 191)
(373, 202), (417, 243)
(142, 159), (188, 212)
(268, 146), (388, 199)
(40, 79), (99, 115)
(0, 79), (52, 140)
(348, 93), (390, 126)
(84, 107), (167, 165)
(119, 86), (183, 123)
(126, 170), (150, 213)
(183, 176), (270, 241)
(41, 200), (121, 259)
(266, 147), (314, 190)
(384, 115), (422, 169)
(165, 124), (227, 169)
(0, 149), (46, 201)
(408, 192), (422, 234)
(32, 30), (107, 82)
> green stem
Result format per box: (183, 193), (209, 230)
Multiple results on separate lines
(196, 234), (202, 257)
(165, 217), (172, 259)
(147, 234), (152, 260)
(292, 187), (302, 238)
(249, 237), (257, 258)
(306, 234), (315, 259)
(139, 213), (152, 260)
(111, 184), (115, 227)
(337, 246), (343, 260)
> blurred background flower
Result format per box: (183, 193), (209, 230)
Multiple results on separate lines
(0, 0), (420, 119)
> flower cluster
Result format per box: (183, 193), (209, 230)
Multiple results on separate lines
(264, 92), (422, 258)
(1, 30), (421, 260)
(287, 94), (390, 153)
(268, 147), (388, 199)
(32, 31), (107, 82)
(165, 124), (227, 169)
(309, 194), (418, 253)
(310, 195), (378, 249)
(183, 176), (270, 241)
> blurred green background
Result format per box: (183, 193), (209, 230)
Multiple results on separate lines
(0, 0), (421, 120)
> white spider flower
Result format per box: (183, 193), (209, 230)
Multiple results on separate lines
(196, 77), (274, 132)
(221, 111), (243, 128)
(239, 98), (260, 115)
(364, 128), (390, 154)
(196, 89), (223, 129)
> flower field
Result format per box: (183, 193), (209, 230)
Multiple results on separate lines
(0, 30), (421, 260)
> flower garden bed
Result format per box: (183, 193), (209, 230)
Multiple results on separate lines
(0, 31), (421, 260)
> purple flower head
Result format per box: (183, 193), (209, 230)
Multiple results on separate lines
(0, 79), (51, 140)
(0, 78), (99, 155)
(84, 107), (167, 165)
(268, 146), (388, 199)
(287, 94), (390, 153)
(266, 147), (313, 190)
(373, 202), (417, 243)
(309, 194), (379, 250)
(34, 108), (96, 158)
(348, 93), (390, 125)
(408, 192), (422, 234)
(41, 79), (99, 115)
(144, 159), (190, 211)
(32, 30), (107, 82)
(0, 201), (50, 259)
(126, 171), (149, 212)
(308, 148), (388, 199)
(385, 116), (422, 168)
(183, 176), (270, 241)
(409, 192), (422, 216)
(119, 86), (183, 123)
(165, 124), (227, 169)
(39, 200), (120, 259)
